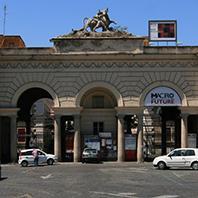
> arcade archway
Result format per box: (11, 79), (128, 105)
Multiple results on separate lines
(17, 88), (54, 153)
(143, 86), (182, 160)
(80, 87), (117, 160)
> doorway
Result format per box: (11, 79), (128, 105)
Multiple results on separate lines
(188, 115), (198, 148)
(160, 107), (181, 154)
(143, 106), (181, 160)
(61, 116), (74, 162)
(0, 117), (10, 163)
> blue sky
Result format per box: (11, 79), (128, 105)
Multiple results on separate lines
(1, 0), (198, 47)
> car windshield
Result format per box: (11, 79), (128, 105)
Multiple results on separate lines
(85, 149), (97, 153)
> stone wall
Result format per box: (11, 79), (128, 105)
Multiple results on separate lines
(0, 43), (198, 109)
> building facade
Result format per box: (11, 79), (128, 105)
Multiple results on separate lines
(0, 33), (198, 163)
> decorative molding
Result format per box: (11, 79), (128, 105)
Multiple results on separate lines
(0, 108), (20, 116)
(0, 61), (198, 70)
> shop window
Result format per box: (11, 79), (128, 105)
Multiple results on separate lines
(93, 122), (104, 135)
(92, 96), (104, 108)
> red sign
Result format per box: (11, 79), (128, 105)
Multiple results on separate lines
(17, 128), (26, 142)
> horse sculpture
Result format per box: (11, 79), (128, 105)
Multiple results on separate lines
(77, 8), (116, 32)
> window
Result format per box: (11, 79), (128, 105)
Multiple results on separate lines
(38, 151), (45, 156)
(171, 150), (182, 156)
(93, 122), (104, 135)
(92, 96), (104, 108)
(21, 151), (33, 156)
(185, 150), (195, 156)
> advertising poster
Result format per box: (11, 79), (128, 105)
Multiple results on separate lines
(17, 128), (26, 142)
(125, 134), (136, 150)
(188, 133), (197, 148)
(84, 135), (100, 151)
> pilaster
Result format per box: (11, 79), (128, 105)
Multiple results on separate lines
(54, 115), (61, 161)
(117, 114), (125, 162)
(73, 115), (81, 162)
(137, 113), (144, 163)
(181, 113), (189, 148)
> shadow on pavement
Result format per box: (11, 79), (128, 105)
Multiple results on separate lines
(0, 177), (8, 181)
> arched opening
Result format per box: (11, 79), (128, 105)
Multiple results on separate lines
(17, 88), (54, 154)
(78, 87), (117, 161)
(143, 86), (182, 160)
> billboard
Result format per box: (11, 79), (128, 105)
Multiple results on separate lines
(149, 20), (177, 42)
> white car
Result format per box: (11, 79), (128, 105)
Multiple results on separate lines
(153, 148), (198, 170)
(18, 149), (57, 167)
(82, 148), (100, 163)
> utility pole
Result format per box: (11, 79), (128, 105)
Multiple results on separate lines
(3, 4), (7, 35)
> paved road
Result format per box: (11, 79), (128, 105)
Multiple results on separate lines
(0, 162), (198, 198)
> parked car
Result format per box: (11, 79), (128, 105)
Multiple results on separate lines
(153, 148), (198, 170)
(82, 148), (100, 163)
(18, 149), (57, 167)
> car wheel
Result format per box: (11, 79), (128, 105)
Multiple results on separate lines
(21, 161), (28, 167)
(191, 162), (198, 170)
(157, 161), (166, 170)
(47, 159), (54, 165)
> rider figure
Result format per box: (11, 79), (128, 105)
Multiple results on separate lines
(93, 9), (109, 31)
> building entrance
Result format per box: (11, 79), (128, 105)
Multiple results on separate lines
(161, 107), (181, 154)
(61, 116), (74, 162)
(17, 88), (54, 153)
(0, 117), (11, 163)
(143, 106), (181, 160)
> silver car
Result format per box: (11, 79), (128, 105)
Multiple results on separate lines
(82, 148), (100, 163)
(153, 148), (198, 170)
(18, 149), (57, 167)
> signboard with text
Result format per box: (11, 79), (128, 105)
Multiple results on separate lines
(145, 87), (181, 106)
(149, 20), (177, 42)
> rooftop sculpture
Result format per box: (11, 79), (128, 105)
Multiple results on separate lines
(76, 8), (116, 32)
(61, 8), (134, 38)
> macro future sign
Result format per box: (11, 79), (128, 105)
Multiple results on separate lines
(144, 87), (181, 106)
(149, 20), (177, 42)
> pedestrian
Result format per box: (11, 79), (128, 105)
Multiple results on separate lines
(32, 148), (39, 166)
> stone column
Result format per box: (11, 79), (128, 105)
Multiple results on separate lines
(137, 114), (143, 163)
(54, 115), (61, 161)
(117, 114), (125, 162)
(73, 115), (81, 162)
(181, 113), (188, 148)
(10, 115), (17, 162)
